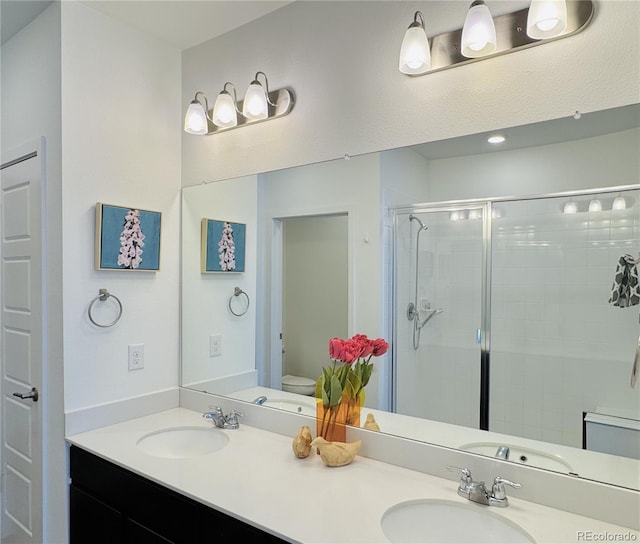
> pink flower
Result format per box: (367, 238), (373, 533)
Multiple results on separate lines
(349, 334), (374, 358)
(328, 337), (346, 361)
(371, 338), (389, 356)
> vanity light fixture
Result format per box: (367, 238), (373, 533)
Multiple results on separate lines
(184, 71), (294, 136)
(612, 196), (627, 211)
(461, 1), (497, 58)
(563, 201), (578, 214)
(588, 199), (602, 212)
(527, 0), (568, 39)
(212, 82), (239, 128)
(398, 0), (593, 76)
(399, 11), (431, 75)
(184, 92), (210, 135)
(243, 72), (272, 120)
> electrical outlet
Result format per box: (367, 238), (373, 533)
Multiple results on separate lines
(128, 344), (144, 370)
(209, 334), (222, 357)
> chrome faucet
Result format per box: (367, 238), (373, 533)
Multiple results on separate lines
(447, 466), (521, 507)
(202, 406), (244, 429)
(253, 396), (268, 405)
(495, 445), (510, 459)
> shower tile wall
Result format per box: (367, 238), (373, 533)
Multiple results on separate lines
(490, 192), (640, 448)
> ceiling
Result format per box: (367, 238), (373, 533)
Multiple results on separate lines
(411, 104), (640, 160)
(1, 0), (293, 49)
(1, 0), (54, 44)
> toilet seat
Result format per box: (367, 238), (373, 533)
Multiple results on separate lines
(282, 374), (316, 396)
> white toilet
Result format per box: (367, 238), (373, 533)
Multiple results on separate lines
(281, 374), (316, 396)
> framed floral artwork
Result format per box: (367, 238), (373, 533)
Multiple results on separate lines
(201, 218), (246, 273)
(95, 203), (162, 271)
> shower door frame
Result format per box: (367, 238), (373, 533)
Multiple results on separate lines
(391, 200), (493, 430)
(390, 184), (639, 432)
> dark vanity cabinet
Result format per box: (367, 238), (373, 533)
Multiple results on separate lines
(69, 445), (288, 544)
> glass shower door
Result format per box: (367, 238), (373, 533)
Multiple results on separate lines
(489, 189), (640, 449)
(393, 206), (485, 429)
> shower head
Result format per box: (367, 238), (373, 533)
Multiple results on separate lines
(409, 214), (428, 231)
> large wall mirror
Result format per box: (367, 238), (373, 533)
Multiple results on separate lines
(181, 103), (640, 491)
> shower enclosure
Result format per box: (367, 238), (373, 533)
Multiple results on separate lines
(392, 187), (639, 450)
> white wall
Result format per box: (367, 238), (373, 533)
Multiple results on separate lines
(181, 176), (258, 390)
(1, 4), (66, 541)
(258, 154), (384, 406)
(182, 0), (639, 184)
(61, 1), (182, 413)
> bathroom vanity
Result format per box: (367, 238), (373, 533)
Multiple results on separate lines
(69, 446), (286, 543)
(66, 407), (640, 544)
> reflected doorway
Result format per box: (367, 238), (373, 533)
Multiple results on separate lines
(280, 214), (348, 389)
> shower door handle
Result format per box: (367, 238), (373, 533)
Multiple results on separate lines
(631, 334), (640, 389)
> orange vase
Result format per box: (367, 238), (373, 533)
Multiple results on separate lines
(315, 391), (364, 443)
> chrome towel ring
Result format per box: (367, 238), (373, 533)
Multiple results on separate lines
(228, 287), (250, 317)
(88, 288), (123, 328)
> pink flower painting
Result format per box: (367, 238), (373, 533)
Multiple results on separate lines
(117, 209), (145, 269)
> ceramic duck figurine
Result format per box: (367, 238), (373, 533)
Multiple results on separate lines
(310, 437), (361, 467)
(363, 413), (380, 431)
(292, 425), (313, 458)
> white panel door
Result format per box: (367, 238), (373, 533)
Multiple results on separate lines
(0, 144), (43, 544)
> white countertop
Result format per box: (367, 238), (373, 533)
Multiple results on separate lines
(66, 407), (639, 544)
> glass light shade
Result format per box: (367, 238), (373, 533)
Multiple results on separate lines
(563, 201), (578, 214)
(184, 101), (208, 134)
(212, 91), (238, 128)
(242, 82), (268, 120)
(588, 199), (602, 212)
(612, 196), (627, 210)
(399, 26), (431, 75)
(461, 1), (497, 58)
(527, 0), (567, 39)
(468, 209), (482, 220)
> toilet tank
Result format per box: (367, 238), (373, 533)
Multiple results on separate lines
(584, 411), (640, 459)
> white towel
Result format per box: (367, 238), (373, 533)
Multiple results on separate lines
(609, 254), (640, 308)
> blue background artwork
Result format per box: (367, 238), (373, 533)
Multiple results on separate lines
(98, 204), (161, 270)
(204, 219), (246, 272)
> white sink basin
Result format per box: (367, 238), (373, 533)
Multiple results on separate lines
(459, 442), (573, 473)
(136, 426), (229, 459)
(381, 499), (535, 543)
(262, 398), (316, 416)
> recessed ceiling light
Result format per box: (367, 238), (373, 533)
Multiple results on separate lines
(487, 134), (506, 144)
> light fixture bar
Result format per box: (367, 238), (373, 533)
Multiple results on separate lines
(185, 87), (294, 136)
(405, 0), (593, 76)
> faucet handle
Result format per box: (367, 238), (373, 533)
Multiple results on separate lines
(225, 410), (244, 429)
(202, 405), (224, 420)
(445, 465), (473, 489)
(491, 476), (522, 500)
